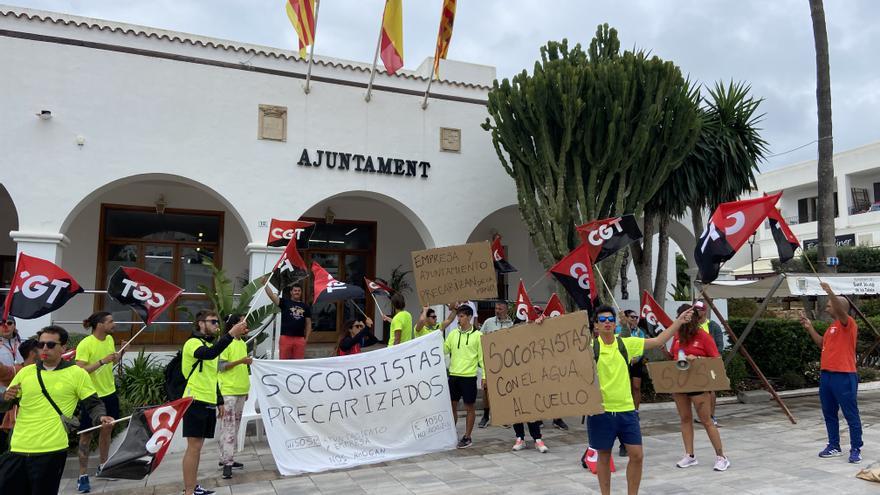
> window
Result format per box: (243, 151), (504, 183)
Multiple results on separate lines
(98, 205), (224, 346)
(797, 194), (838, 223)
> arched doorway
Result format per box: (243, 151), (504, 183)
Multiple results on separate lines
(56, 175), (251, 347)
(466, 204), (550, 320)
(298, 192), (430, 344)
(0, 184), (19, 287)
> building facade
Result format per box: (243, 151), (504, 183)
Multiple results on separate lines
(727, 141), (880, 276)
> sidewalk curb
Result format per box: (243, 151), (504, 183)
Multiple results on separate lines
(637, 379), (880, 411)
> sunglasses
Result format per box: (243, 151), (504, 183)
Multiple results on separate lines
(354, 324), (365, 329)
(3, 320), (14, 325)
(427, 314), (437, 319)
(37, 341), (60, 349)
(597, 316), (616, 323)
(204, 319), (220, 325)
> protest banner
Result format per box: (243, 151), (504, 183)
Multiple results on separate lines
(250, 332), (457, 475)
(411, 241), (498, 306)
(646, 357), (731, 393)
(481, 311), (604, 425)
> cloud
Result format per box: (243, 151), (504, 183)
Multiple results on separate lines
(11, 0), (880, 171)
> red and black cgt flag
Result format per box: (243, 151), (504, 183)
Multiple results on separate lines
(514, 280), (539, 322)
(639, 290), (673, 338)
(576, 214), (642, 263)
(107, 267), (183, 324)
(767, 208), (799, 263)
(695, 193), (781, 283)
(491, 236), (517, 273)
(273, 238), (308, 277)
(549, 244), (597, 314)
(3, 253), (83, 320)
(312, 262), (365, 304)
(97, 397), (192, 480)
(364, 277), (393, 298)
(543, 293), (566, 318)
(266, 219), (316, 249)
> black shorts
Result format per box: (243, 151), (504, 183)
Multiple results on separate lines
(448, 376), (478, 404)
(628, 359), (645, 380)
(79, 392), (120, 429)
(182, 400), (218, 438)
(0, 449), (67, 495)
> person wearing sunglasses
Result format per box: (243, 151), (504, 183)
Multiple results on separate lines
(0, 325), (112, 494)
(0, 318), (22, 453)
(414, 307), (443, 338)
(181, 310), (249, 495)
(337, 318), (379, 356)
(587, 304), (693, 495)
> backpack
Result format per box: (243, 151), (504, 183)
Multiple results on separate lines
(163, 339), (204, 401)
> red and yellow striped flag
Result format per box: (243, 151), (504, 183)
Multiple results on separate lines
(286, 0), (316, 58)
(432, 0), (456, 78)
(380, 0), (404, 74)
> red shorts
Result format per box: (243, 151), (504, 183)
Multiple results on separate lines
(279, 335), (306, 359)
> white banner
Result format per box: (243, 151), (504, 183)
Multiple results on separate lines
(786, 275), (880, 296)
(250, 332), (457, 475)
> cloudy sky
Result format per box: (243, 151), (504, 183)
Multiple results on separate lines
(10, 0), (880, 170)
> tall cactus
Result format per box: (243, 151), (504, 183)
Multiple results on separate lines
(483, 25), (701, 301)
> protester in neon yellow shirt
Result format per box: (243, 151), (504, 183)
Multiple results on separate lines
(75, 311), (127, 492)
(181, 310), (249, 495)
(0, 326), (112, 494)
(385, 292), (413, 347)
(217, 314), (253, 480)
(443, 304), (483, 450)
(584, 304), (692, 495)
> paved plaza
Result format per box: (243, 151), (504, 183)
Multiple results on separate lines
(58, 389), (879, 495)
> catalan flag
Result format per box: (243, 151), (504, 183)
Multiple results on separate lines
(432, 0), (456, 78)
(380, 0), (404, 74)
(286, 0), (316, 58)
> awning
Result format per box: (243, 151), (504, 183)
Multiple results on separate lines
(703, 273), (880, 298)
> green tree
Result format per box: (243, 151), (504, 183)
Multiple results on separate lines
(482, 25), (700, 300)
(642, 81), (767, 303)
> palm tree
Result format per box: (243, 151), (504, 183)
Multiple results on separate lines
(809, 0), (836, 276)
(641, 81), (767, 304)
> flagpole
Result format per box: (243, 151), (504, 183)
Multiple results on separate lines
(303, 0), (321, 94)
(364, 0), (387, 102)
(420, 72), (436, 110)
(349, 300), (369, 320)
(368, 291), (387, 320)
(111, 324), (149, 373)
(596, 269), (622, 313)
(78, 415), (132, 435)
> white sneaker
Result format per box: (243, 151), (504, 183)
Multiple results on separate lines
(512, 438), (526, 451)
(535, 439), (548, 453)
(713, 456), (730, 471)
(676, 454), (698, 468)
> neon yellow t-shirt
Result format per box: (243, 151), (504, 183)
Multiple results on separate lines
(700, 321), (711, 335)
(415, 323), (442, 338)
(387, 310), (413, 347)
(219, 339), (250, 396)
(75, 334), (116, 397)
(443, 328), (484, 377)
(182, 337), (219, 404)
(8, 363), (97, 453)
(595, 336), (645, 412)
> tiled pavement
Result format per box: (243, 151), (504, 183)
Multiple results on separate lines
(60, 390), (880, 494)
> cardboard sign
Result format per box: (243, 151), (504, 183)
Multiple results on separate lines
(481, 311), (604, 425)
(411, 241), (498, 306)
(646, 357), (731, 393)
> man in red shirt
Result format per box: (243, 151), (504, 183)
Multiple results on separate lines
(800, 282), (862, 463)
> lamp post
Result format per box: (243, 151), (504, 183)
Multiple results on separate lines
(748, 233), (757, 277)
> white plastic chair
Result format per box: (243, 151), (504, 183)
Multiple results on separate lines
(236, 375), (263, 452)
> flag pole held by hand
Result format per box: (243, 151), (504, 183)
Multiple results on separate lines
(78, 415), (132, 435)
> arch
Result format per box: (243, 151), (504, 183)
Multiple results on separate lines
(667, 216), (697, 271)
(464, 203), (521, 245)
(0, 183), (20, 261)
(59, 173), (251, 242)
(299, 190), (435, 249)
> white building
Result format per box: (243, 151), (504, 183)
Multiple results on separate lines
(727, 141), (880, 276)
(0, 6), (693, 352)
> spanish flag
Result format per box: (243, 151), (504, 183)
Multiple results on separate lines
(286, 0), (316, 58)
(432, 0), (456, 78)
(380, 0), (404, 74)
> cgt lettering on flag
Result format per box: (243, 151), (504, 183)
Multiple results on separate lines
(108, 267), (183, 324)
(576, 214), (642, 263)
(3, 253), (83, 320)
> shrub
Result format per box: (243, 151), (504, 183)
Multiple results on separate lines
(727, 318), (821, 378)
(118, 350), (167, 408)
(858, 298), (880, 318)
(723, 351), (749, 392)
(803, 361), (821, 387)
(858, 366), (880, 382)
(727, 299), (758, 318)
(780, 371), (806, 390)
